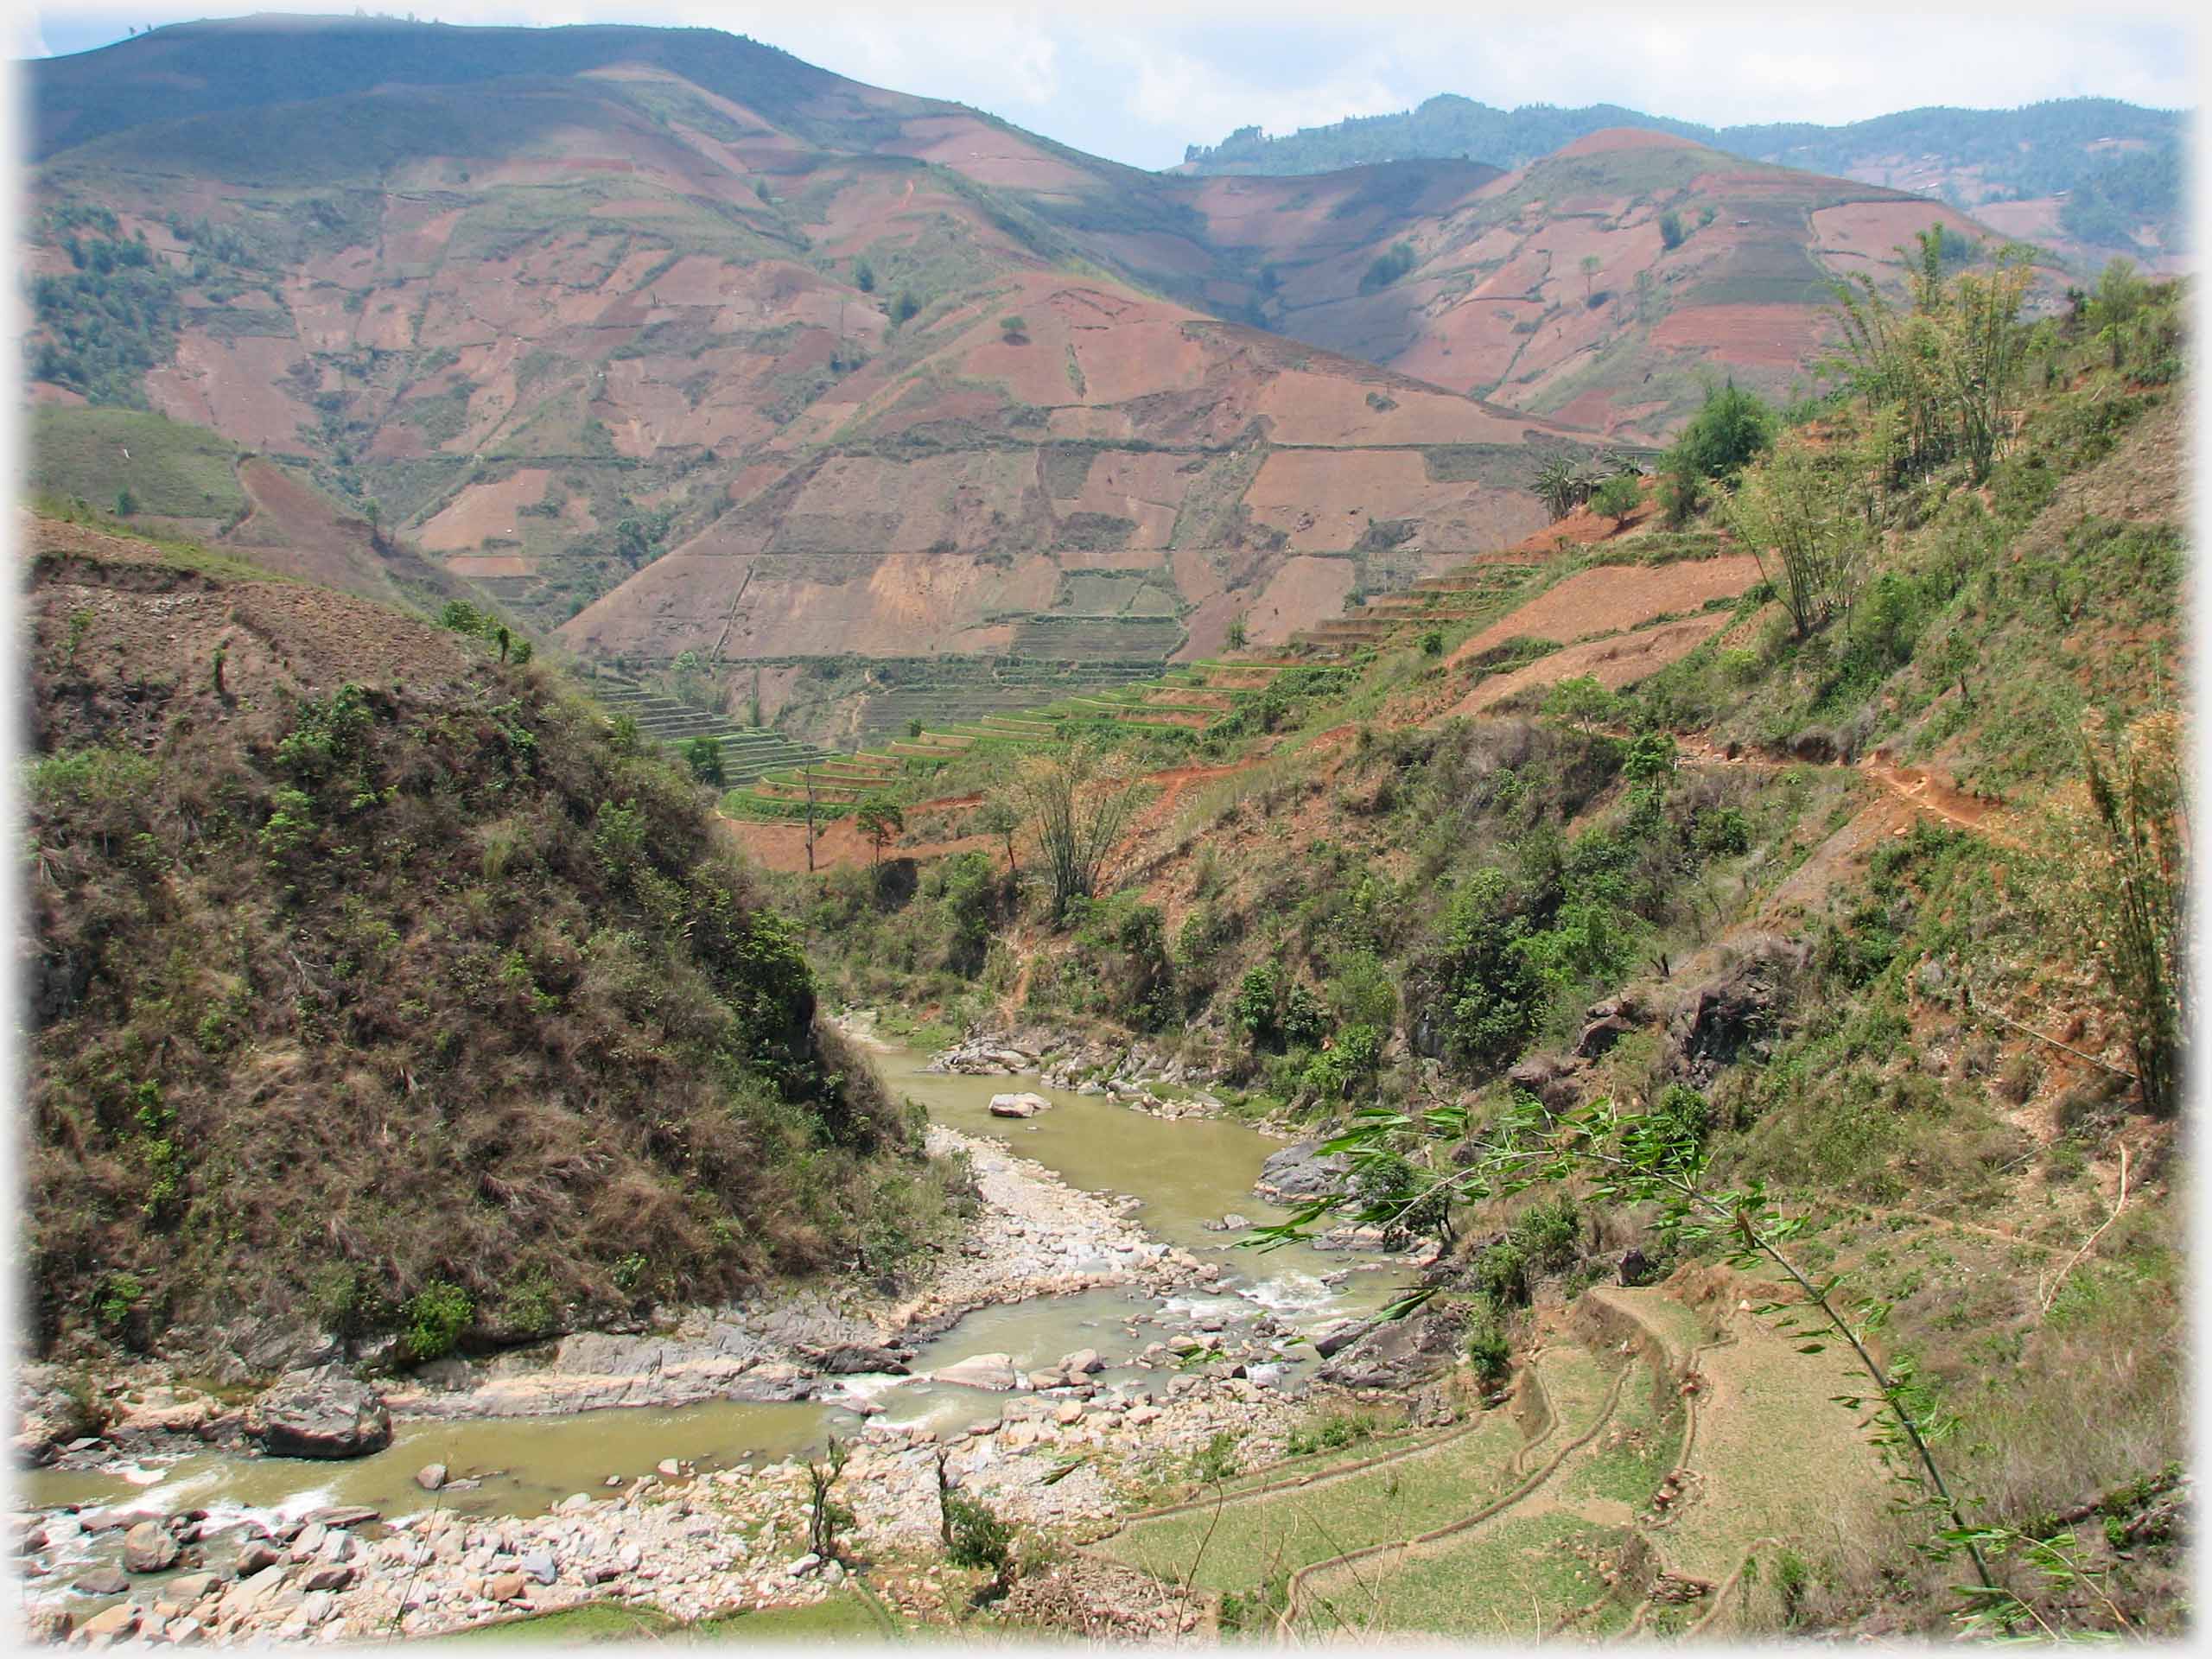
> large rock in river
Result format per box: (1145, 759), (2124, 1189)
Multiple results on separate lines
(933, 1352), (1020, 1391)
(249, 1369), (392, 1459)
(1317, 1311), (1462, 1390)
(1255, 1138), (1350, 1202)
(988, 1091), (1051, 1118)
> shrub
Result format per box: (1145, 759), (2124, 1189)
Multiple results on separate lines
(402, 1279), (473, 1362)
(1658, 208), (1686, 251)
(1592, 473), (1641, 524)
(943, 1490), (1016, 1576)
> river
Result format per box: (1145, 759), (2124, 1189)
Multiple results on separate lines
(20, 1046), (1396, 1535)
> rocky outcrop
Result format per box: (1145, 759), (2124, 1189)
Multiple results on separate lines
(1254, 1138), (1351, 1203)
(248, 1370), (392, 1459)
(12, 1364), (101, 1466)
(1669, 935), (1805, 1084)
(1317, 1309), (1463, 1390)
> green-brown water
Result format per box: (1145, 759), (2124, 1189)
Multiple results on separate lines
(22, 1046), (1402, 1532)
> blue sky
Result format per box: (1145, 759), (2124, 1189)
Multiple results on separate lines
(14, 3), (2202, 172)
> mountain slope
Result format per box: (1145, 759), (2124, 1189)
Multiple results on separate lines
(22, 509), (944, 1364)
(21, 16), (2053, 719)
(1202, 129), (2022, 436)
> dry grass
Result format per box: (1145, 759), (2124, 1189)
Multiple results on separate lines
(22, 516), (955, 1362)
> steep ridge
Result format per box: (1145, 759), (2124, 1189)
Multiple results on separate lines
(20, 510), (935, 1363)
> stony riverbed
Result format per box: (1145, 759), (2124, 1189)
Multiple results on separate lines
(12, 1104), (1444, 1647)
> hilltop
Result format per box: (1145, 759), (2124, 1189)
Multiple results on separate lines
(1181, 93), (2188, 271)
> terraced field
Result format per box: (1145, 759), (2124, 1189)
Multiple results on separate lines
(584, 677), (842, 783)
(715, 658), (1307, 820)
(1089, 1282), (1893, 1643)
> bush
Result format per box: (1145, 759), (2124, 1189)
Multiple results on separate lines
(1592, 473), (1641, 524)
(1359, 240), (1418, 294)
(1658, 209), (1686, 251)
(943, 1489), (1015, 1576)
(1464, 1294), (1511, 1382)
(1669, 382), (1776, 483)
(402, 1279), (473, 1362)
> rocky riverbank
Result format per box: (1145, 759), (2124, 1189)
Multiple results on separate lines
(926, 1025), (1235, 1123)
(10, 1112), (1456, 1647)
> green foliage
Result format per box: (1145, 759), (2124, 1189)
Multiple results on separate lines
(1591, 473), (1640, 524)
(1359, 240), (1418, 294)
(1669, 382), (1777, 483)
(1462, 1294), (1512, 1382)
(682, 734), (726, 788)
(402, 1278), (474, 1362)
(29, 232), (185, 404)
(943, 1489), (1016, 1576)
(1305, 1023), (1382, 1103)
(1724, 432), (1868, 639)
(1658, 208), (1686, 251)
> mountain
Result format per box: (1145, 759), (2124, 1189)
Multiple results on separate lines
(1175, 129), (2011, 437)
(20, 16), (2038, 734)
(1179, 94), (2190, 271)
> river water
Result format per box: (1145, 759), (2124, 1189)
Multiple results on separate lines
(22, 1046), (1398, 1529)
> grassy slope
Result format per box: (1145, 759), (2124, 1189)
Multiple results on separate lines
(27, 406), (247, 521)
(22, 514), (957, 1363)
(779, 290), (2188, 1636)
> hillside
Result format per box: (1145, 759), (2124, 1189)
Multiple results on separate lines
(21, 15), (2039, 748)
(1181, 94), (2189, 271)
(1182, 129), (2012, 437)
(768, 267), (2189, 1637)
(19, 508), (950, 1369)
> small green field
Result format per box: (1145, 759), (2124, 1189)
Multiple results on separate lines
(28, 406), (247, 521)
(1092, 1408), (1531, 1598)
(430, 1586), (899, 1645)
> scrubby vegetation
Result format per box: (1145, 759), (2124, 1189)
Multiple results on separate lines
(772, 264), (2189, 1637)
(23, 520), (963, 1361)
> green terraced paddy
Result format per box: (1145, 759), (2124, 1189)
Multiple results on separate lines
(1092, 1408), (1530, 1598)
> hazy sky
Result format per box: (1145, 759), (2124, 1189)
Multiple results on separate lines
(16, 3), (2202, 172)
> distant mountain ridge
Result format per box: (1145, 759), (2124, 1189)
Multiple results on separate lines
(17, 15), (2052, 723)
(1181, 95), (2187, 267)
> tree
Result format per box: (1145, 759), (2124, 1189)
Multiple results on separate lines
(805, 1436), (854, 1560)
(1580, 253), (1602, 302)
(1723, 433), (1868, 639)
(1829, 231), (2033, 486)
(1533, 454), (1584, 521)
(2039, 710), (2185, 1116)
(1591, 473), (1640, 527)
(891, 289), (921, 326)
(855, 796), (904, 869)
(1542, 674), (1615, 735)
(682, 734), (725, 788)
(1657, 208), (1686, 251)
(853, 257), (875, 293)
(999, 315), (1028, 344)
(976, 798), (1020, 880)
(1014, 744), (1145, 924)
(115, 486), (137, 517)
(1225, 613), (1249, 650)
(1670, 381), (1776, 482)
